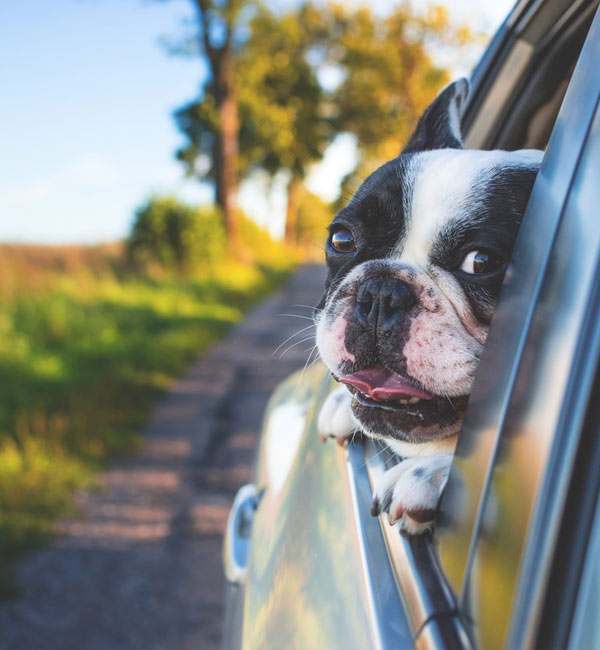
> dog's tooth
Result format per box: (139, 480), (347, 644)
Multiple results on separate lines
(408, 397), (421, 404)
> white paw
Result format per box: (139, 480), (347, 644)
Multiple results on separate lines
(317, 385), (360, 446)
(371, 454), (453, 535)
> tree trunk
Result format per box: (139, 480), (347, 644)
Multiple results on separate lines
(192, 0), (244, 255)
(215, 96), (239, 252)
(210, 40), (240, 254)
(284, 174), (302, 245)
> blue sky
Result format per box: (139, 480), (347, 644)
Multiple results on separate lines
(0, 0), (513, 244)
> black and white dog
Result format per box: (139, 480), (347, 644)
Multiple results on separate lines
(316, 79), (542, 534)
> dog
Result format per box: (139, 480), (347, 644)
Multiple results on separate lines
(315, 79), (542, 534)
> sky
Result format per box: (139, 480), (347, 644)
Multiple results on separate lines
(0, 0), (514, 244)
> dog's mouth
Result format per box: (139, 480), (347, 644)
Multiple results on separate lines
(340, 367), (433, 410)
(339, 366), (469, 441)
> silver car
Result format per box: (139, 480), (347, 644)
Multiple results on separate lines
(223, 0), (600, 647)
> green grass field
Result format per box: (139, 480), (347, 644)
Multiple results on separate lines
(0, 246), (295, 595)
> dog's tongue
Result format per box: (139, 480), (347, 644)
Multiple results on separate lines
(340, 367), (432, 401)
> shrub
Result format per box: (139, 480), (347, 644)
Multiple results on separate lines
(237, 212), (301, 270)
(293, 189), (333, 260)
(127, 196), (226, 271)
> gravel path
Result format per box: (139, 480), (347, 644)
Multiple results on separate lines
(0, 264), (326, 650)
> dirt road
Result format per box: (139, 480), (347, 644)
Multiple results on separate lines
(0, 264), (326, 650)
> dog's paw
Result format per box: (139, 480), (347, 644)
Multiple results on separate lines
(317, 385), (360, 446)
(371, 454), (453, 535)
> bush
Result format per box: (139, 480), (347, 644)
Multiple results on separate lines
(127, 196), (226, 271)
(294, 189), (333, 260)
(237, 211), (294, 267)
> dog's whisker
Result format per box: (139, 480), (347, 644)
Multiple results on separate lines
(290, 304), (322, 313)
(446, 396), (457, 412)
(278, 336), (316, 359)
(277, 313), (317, 322)
(272, 325), (315, 357)
(301, 345), (320, 378)
(357, 441), (390, 470)
(293, 344), (320, 396)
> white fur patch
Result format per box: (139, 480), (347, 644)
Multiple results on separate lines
(397, 149), (543, 267)
(317, 385), (359, 444)
(403, 301), (480, 396)
(387, 434), (458, 458)
(316, 305), (356, 373)
(373, 453), (453, 533)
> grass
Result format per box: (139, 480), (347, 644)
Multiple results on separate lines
(0, 245), (296, 595)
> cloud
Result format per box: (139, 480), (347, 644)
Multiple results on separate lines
(0, 179), (55, 206)
(0, 154), (119, 209)
(63, 154), (118, 184)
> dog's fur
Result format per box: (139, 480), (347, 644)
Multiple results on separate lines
(316, 79), (542, 533)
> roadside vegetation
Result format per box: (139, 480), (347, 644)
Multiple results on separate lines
(0, 202), (299, 595)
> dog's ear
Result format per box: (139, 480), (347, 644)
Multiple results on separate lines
(402, 78), (469, 153)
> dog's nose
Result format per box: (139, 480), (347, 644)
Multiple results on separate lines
(355, 277), (416, 330)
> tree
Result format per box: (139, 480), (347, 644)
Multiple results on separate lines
(173, 2), (474, 244)
(235, 3), (334, 244)
(328, 4), (474, 203)
(177, 3), (334, 245)
(174, 0), (253, 250)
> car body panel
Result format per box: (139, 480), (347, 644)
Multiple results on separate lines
(239, 365), (412, 650)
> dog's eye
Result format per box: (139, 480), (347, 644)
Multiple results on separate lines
(460, 250), (505, 274)
(330, 228), (356, 253)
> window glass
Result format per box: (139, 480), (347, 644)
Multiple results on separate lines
(569, 498), (600, 649)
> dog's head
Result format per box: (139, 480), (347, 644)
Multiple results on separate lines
(316, 79), (542, 445)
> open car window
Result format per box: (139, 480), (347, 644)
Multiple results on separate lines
(352, 1), (600, 647)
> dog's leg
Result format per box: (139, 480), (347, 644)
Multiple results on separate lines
(317, 386), (361, 445)
(371, 453), (453, 534)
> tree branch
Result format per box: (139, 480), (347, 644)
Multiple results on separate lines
(194, 0), (219, 77)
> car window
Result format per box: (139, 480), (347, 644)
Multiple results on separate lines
(435, 6), (600, 648)
(348, 3), (600, 648)
(567, 458), (600, 650)
(465, 0), (599, 151)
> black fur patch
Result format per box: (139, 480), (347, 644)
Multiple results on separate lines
(351, 393), (468, 442)
(319, 157), (412, 309)
(429, 165), (538, 323)
(403, 81), (466, 153)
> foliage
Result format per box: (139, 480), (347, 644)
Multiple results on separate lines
(236, 3), (337, 242)
(0, 242), (295, 595)
(236, 4), (332, 176)
(292, 189), (333, 251)
(126, 195), (299, 271)
(328, 4), (474, 201)
(237, 211), (296, 266)
(127, 196), (226, 271)
(176, 2), (334, 182)
(172, 1), (475, 239)
(175, 2), (334, 243)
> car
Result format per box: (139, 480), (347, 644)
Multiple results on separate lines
(222, 0), (600, 648)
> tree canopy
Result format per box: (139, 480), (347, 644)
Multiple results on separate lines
(171, 1), (475, 247)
